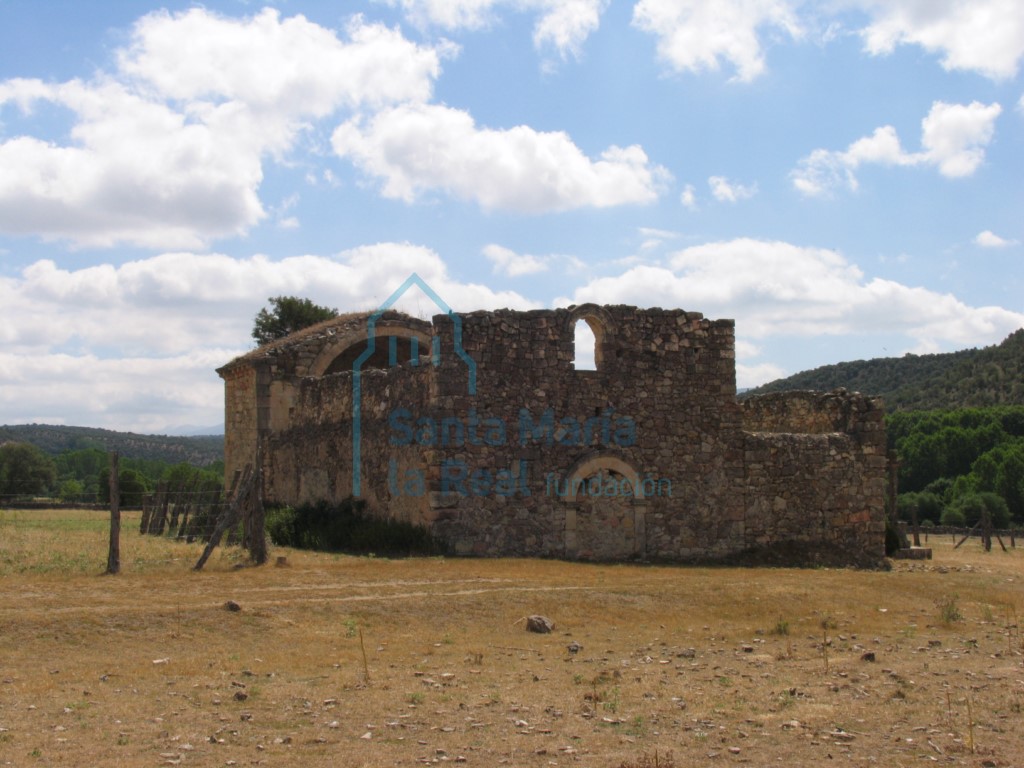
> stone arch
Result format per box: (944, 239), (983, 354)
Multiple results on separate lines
(569, 304), (612, 371)
(560, 453), (646, 560)
(309, 322), (432, 378)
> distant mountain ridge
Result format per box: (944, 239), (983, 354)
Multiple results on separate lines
(0, 424), (224, 466)
(743, 329), (1024, 411)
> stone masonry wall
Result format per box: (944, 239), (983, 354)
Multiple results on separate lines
(218, 305), (887, 566)
(740, 390), (888, 563)
(422, 306), (745, 559)
(221, 365), (258, 485)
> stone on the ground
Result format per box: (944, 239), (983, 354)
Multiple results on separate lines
(526, 615), (554, 633)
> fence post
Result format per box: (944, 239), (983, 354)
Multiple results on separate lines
(106, 452), (120, 575)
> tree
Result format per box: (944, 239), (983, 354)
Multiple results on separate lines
(252, 296), (337, 346)
(97, 467), (151, 507)
(0, 442), (57, 495)
(57, 478), (85, 503)
(947, 492), (1011, 528)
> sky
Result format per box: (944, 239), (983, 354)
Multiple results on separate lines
(0, 0), (1022, 435)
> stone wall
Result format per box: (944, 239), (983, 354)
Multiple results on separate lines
(221, 364), (258, 487)
(739, 390), (888, 563)
(218, 304), (888, 566)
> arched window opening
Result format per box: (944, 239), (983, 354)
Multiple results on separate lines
(573, 318), (598, 371)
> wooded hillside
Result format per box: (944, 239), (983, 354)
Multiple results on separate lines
(0, 424), (223, 466)
(742, 329), (1024, 411)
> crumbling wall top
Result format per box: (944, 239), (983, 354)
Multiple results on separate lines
(740, 388), (885, 436)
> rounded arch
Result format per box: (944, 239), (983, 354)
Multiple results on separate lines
(561, 453), (643, 502)
(309, 322), (432, 378)
(568, 304), (612, 371)
(561, 452), (647, 560)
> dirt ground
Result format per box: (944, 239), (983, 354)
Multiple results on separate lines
(1, 511), (1022, 767)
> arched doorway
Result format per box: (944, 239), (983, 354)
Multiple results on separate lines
(562, 456), (646, 560)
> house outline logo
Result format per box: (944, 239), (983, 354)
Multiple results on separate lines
(351, 273), (477, 496)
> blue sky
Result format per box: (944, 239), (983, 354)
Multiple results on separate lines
(1, 0), (1022, 433)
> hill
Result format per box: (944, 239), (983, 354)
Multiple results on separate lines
(0, 424), (223, 466)
(742, 328), (1024, 411)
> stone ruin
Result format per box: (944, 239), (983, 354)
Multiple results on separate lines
(218, 304), (888, 566)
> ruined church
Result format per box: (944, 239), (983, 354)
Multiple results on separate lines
(218, 303), (887, 566)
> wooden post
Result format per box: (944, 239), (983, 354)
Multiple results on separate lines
(194, 465), (253, 571)
(146, 482), (167, 534)
(106, 452), (120, 575)
(139, 492), (152, 534)
(955, 521), (982, 549)
(887, 450), (910, 549)
(172, 475), (199, 538)
(247, 465), (268, 566)
(148, 481), (171, 535)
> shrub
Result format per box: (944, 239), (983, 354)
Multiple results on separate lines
(945, 492), (1011, 528)
(266, 505), (299, 548)
(57, 478), (85, 504)
(977, 491), (1011, 528)
(940, 507), (966, 527)
(265, 497), (441, 556)
(938, 594), (962, 625)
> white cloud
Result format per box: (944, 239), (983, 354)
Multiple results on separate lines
(860, 0), (1024, 80)
(637, 226), (678, 241)
(975, 230), (1019, 248)
(0, 9), (448, 248)
(736, 361), (787, 389)
(332, 102), (669, 212)
(559, 238), (1024, 379)
(637, 226), (679, 251)
(0, 80), (265, 249)
(680, 184), (697, 209)
(532, 0), (608, 59)
(483, 244), (550, 276)
(382, 0), (502, 31)
(792, 101), (1002, 196)
(920, 101), (1003, 177)
(383, 0), (607, 60)
(0, 350), (237, 435)
(118, 10), (445, 115)
(631, 0), (802, 82)
(0, 246), (535, 431)
(708, 175), (758, 202)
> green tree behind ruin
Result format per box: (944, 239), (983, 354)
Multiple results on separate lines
(889, 406), (1024, 524)
(252, 295), (338, 346)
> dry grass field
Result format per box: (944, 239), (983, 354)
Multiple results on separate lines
(1, 509), (1022, 767)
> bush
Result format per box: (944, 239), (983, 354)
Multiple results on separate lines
(57, 479), (85, 504)
(977, 491), (1012, 528)
(266, 505), (299, 548)
(898, 491), (944, 524)
(940, 507), (966, 526)
(265, 497), (441, 556)
(945, 492), (1011, 528)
